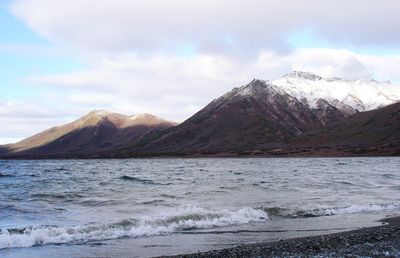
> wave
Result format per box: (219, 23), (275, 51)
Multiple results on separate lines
(333, 181), (356, 186)
(118, 175), (157, 184)
(264, 201), (400, 218)
(2, 202), (398, 250)
(0, 172), (13, 178)
(31, 193), (84, 200)
(141, 199), (165, 205)
(118, 175), (172, 185)
(304, 202), (400, 217)
(0, 207), (268, 249)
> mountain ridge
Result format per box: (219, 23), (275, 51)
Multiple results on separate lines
(1, 111), (177, 158)
(1, 71), (400, 158)
(273, 71), (400, 113)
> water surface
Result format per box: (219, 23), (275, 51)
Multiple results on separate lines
(0, 157), (399, 257)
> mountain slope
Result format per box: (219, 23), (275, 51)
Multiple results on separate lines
(292, 101), (400, 153)
(123, 79), (323, 155)
(310, 99), (345, 125)
(1, 111), (176, 158)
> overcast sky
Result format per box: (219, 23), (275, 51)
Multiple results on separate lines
(2, 0), (400, 143)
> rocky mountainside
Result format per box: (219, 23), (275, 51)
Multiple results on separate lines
(0, 110), (176, 158)
(290, 101), (400, 156)
(120, 79), (324, 155)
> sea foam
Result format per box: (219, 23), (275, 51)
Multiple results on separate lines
(308, 202), (400, 216)
(0, 206), (268, 249)
(265, 202), (400, 218)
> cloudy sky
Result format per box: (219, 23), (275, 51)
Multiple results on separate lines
(1, 0), (400, 144)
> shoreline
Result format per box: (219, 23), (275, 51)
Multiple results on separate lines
(165, 216), (400, 258)
(1, 152), (400, 160)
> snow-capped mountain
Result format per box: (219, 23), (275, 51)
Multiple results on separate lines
(124, 79), (325, 155)
(273, 71), (400, 115)
(124, 74), (400, 156)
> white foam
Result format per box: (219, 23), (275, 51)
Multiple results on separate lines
(306, 202), (400, 217)
(0, 206), (268, 249)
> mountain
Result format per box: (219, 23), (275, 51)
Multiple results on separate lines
(0, 110), (176, 158)
(289, 101), (400, 156)
(273, 71), (400, 114)
(118, 74), (400, 157)
(2, 71), (399, 158)
(119, 79), (323, 155)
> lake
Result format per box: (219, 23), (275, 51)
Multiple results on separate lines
(0, 157), (399, 257)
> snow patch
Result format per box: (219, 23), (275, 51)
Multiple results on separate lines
(274, 72), (400, 111)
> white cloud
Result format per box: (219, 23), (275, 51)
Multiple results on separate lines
(0, 100), (78, 143)
(10, 0), (400, 53)
(287, 49), (372, 79)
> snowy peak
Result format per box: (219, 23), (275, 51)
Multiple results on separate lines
(283, 71), (322, 81)
(240, 79), (278, 94)
(227, 79), (282, 99)
(274, 71), (400, 113)
(283, 71), (390, 84)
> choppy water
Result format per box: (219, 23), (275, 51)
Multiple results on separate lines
(0, 157), (399, 257)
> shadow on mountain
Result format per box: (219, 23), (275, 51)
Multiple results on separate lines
(0, 146), (11, 157)
(0, 112), (176, 159)
(118, 101), (400, 158)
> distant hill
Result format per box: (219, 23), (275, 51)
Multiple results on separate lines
(0, 111), (176, 158)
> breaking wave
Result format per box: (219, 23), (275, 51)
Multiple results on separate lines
(1, 202), (399, 250)
(264, 201), (400, 218)
(0, 206), (268, 249)
(303, 202), (400, 217)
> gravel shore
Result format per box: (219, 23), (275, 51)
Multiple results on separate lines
(165, 216), (400, 258)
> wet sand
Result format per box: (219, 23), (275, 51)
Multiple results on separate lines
(166, 216), (400, 258)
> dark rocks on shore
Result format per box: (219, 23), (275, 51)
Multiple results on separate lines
(165, 216), (400, 258)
